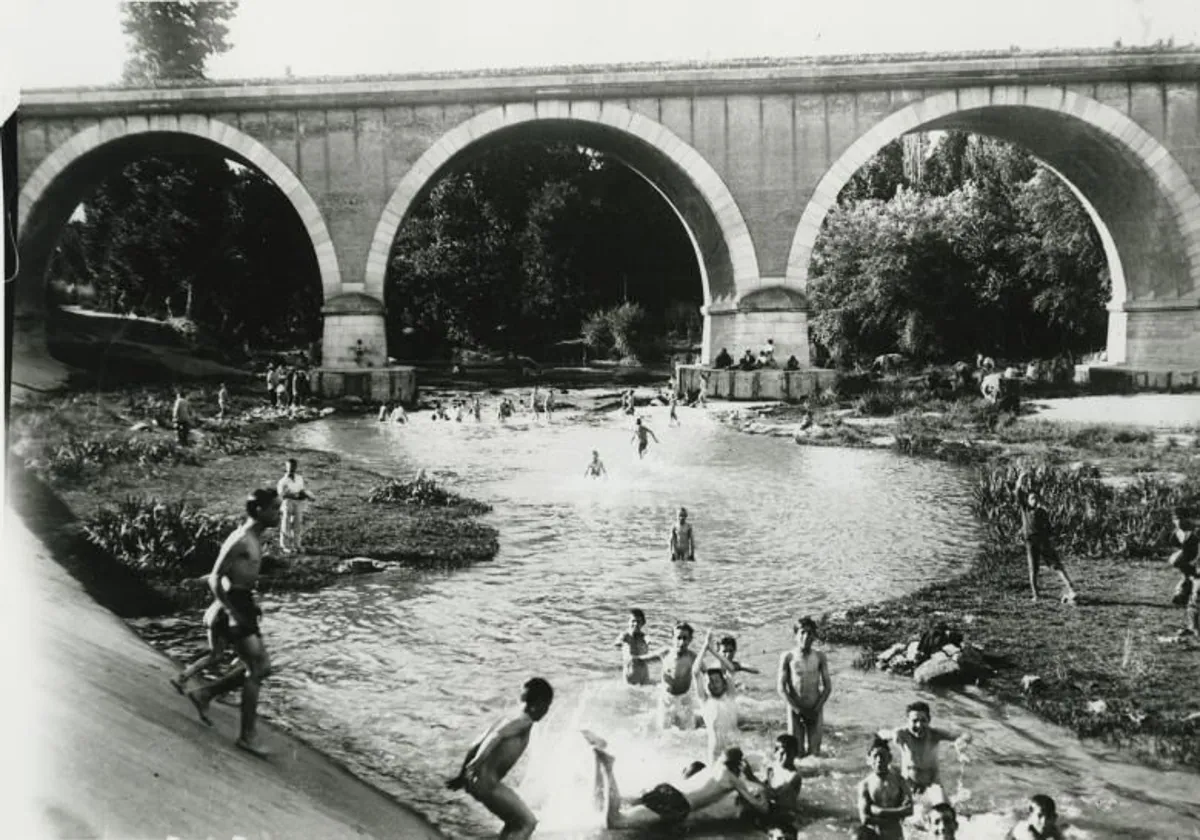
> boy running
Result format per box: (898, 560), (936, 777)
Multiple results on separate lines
(777, 617), (832, 757)
(669, 507), (696, 562)
(180, 488), (280, 757)
(631, 621), (700, 730)
(1015, 469), (1079, 603)
(614, 608), (651, 685)
(669, 393), (680, 426)
(447, 677), (554, 840)
(631, 418), (659, 459)
(856, 736), (913, 840)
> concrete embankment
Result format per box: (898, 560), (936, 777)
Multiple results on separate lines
(3, 508), (444, 840)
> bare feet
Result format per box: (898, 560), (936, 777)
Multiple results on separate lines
(169, 675), (186, 695)
(579, 729), (608, 750)
(185, 690), (214, 727)
(235, 737), (270, 758)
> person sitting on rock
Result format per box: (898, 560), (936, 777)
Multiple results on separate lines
(739, 349), (758, 371)
(714, 347), (734, 369)
(785, 355), (801, 371)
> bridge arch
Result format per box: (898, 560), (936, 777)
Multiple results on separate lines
(785, 89), (1200, 344)
(17, 115), (342, 300)
(364, 101), (760, 337)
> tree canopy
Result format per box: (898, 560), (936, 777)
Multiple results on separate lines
(810, 132), (1109, 366)
(120, 0), (238, 84)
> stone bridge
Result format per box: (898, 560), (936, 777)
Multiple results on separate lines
(15, 49), (1200, 386)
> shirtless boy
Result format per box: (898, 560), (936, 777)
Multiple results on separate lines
(1009, 794), (1063, 840)
(764, 734), (806, 823)
(614, 608), (651, 685)
(669, 393), (681, 426)
(1168, 507), (1199, 636)
(181, 488), (280, 757)
(585, 734), (769, 829)
(777, 617), (832, 756)
(856, 736), (913, 840)
(1015, 469), (1079, 603)
(719, 635), (761, 690)
(669, 507), (696, 562)
(928, 803), (960, 839)
(631, 417), (659, 459)
(584, 450), (608, 479)
(631, 621), (699, 729)
(878, 701), (971, 812)
(447, 677), (554, 840)
(693, 629), (741, 763)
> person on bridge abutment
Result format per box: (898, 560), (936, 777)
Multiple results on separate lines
(714, 348), (734, 369)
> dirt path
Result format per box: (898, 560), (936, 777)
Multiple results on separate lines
(1028, 394), (1200, 428)
(4, 508), (444, 840)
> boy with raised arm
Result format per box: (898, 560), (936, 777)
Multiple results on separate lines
(856, 736), (913, 840)
(631, 621), (700, 730)
(693, 628), (741, 763)
(631, 417), (659, 459)
(447, 677), (554, 840)
(1015, 468), (1079, 604)
(614, 608), (651, 685)
(181, 488), (281, 757)
(777, 616), (832, 757)
(878, 700), (971, 813)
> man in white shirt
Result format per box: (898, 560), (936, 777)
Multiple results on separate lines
(276, 458), (315, 553)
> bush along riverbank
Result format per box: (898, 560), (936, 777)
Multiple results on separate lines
(9, 387), (500, 618)
(713, 381), (1200, 770)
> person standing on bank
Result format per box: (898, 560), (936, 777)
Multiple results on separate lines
(216, 382), (229, 420)
(277, 458), (315, 554)
(172, 387), (194, 447)
(1015, 469), (1079, 604)
(182, 488), (280, 758)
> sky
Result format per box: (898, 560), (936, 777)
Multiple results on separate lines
(7, 0), (1200, 97)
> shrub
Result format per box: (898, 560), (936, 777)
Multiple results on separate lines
(83, 498), (237, 579)
(368, 473), (492, 514)
(30, 435), (200, 484)
(581, 310), (615, 358)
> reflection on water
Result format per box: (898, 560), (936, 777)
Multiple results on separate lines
(260, 405), (1198, 838)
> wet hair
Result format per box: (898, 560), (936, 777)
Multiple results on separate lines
(867, 735), (891, 756)
(906, 700), (932, 718)
(245, 488), (280, 518)
(793, 616), (817, 634)
(1173, 507), (1191, 523)
(928, 803), (957, 824)
(774, 734), (799, 759)
(286, 457), (298, 469)
(521, 677), (553, 707)
(681, 760), (706, 779)
(719, 635), (737, 651)
(721, 746), (745, 772)
(1029, 794), (1057, 821)
(629, 608), (646, 624)
(769, 825), (798, 840)
(675, 621), (694, 638)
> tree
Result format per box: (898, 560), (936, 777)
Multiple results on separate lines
(121, 1), (238, 84)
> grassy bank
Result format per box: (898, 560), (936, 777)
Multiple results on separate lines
(718, 380), (1200, 770)
(9, 386), (499, 616)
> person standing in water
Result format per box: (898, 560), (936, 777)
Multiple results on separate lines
(584, 450), (608, 479)
(631, 417), (660, 459)
(668, 392), (681, 426)
(614, 608), (651, 685)
(669, 507), (696, 562)
(181, 488), (280, 757)
(777, 616), (832, 757)
(446, 677), (554, 840)
(630, 621), (700, 730)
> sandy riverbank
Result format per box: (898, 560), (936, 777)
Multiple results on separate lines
(4, 508), (443, 840)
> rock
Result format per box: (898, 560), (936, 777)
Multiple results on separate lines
(914, 652), (961, 685)
(335, 557), (385, 575)
(1021, 674), (1042, 693)
(1086, 699), (1109, 715)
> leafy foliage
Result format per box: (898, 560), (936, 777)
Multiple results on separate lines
(32, 435), (200, 483)
(120, 1), (238, 84)
(812, 133), (1110, 366)
(84, 497), (237, 578)
(368, 473), (492, 514)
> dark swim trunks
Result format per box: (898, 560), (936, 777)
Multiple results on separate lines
(639, 782), (691, 824)
(211, 589), (262, 641)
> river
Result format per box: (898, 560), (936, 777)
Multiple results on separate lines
(258, 401), (1198, 838)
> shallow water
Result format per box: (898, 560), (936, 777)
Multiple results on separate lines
(259, 402), (1198, 838)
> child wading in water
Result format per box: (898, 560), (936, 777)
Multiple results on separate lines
(777, 616), (832, 757)
(1015, 469), (1079, 604)
(1010, 793), (1064, 839)
(630, 621), (700, 730)
(447, 677), (554, 840)
(877, 700), (971, 819)
(669, 507), (696, 562)
(631, 417), (659, 459)
(855, 736), (913, 840)
(614, 608), (651, 685)
(584, 450), (608, 479)
(692, 629), (741, 763)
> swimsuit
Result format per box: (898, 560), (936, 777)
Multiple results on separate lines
(639, 783), (690, 824)
(209, 588), (262, 641)
(659, 687), (696, 729)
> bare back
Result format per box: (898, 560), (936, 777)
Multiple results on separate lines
(471, 717), (532, 786)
